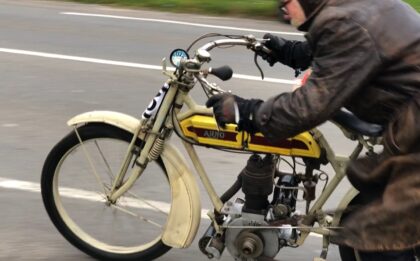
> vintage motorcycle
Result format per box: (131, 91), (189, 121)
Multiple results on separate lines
(41, 34), (384, 261)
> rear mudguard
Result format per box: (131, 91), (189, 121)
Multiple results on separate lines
(68, 111), (202, 248)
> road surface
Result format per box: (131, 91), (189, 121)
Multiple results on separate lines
(0, 1), (358, 260)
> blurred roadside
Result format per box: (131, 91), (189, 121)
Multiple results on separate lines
(55, 0), (279, 19)
(405, 0), (420, 12)
(54, 0), (419, 19)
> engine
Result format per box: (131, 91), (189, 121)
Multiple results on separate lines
(199, 154), (302, 261)
(224, 210), (280, 260)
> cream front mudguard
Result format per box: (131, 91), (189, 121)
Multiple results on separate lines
(68, 111), (202, 248)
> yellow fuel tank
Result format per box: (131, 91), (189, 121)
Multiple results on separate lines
(180, 115), (321, 158)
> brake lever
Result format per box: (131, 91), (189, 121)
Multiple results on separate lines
(251, 40), (270, 80)
(254, 52), (265, 80)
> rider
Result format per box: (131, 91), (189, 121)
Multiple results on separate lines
(206, 0), (420, 260)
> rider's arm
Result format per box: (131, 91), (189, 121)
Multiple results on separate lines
(255, 18), (382, 140)
(279, 40), (312, 71)
(262, 34), (312, 71)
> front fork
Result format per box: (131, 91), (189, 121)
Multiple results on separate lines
(107, 122), (151, 202)
(107, 82), (178, 203)
(108, 122), (145, 196)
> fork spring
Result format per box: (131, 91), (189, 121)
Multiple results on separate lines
(148, 137), (165, 161)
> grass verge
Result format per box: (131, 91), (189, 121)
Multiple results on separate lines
(404, 0), (420, 12)
(61, 0), (279, 18)
(60, 0), (419, 17)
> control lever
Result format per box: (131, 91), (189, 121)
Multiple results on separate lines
(252, 42), (272, 80)
(254, 52), (265, 80)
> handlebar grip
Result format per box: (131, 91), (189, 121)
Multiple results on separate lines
(209, 65), (233, 81)
(261, 45), (272, 54)
(252, 41), (272, 55)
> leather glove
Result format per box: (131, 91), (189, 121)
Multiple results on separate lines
(206, 93), (262, 134)
(259, 33), (287, 66)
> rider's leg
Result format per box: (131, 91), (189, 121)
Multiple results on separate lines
(359, 249), (416, 261)
(331, 96), (420, 253)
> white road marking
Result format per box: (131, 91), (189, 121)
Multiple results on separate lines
(0, 47), (299, 85)
(2, 123), (19, 127)
(61, 12), (304, 37)
(0, 47), (162, 69)
(0, 177), (321, 238)
(0, 177), (210, 218)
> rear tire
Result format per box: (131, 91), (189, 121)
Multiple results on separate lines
(338, 195), (362, 261)
(41, 123), (171, 260)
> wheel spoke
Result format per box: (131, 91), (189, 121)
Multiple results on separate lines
(110, 204), (163, 229)
(74, 127), (108, 195)
(124, 190), (169, 216)
(94, 140), (115, 181)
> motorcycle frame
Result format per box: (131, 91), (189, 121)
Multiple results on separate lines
(172, 86), (361, 243)
(67, 37), (376, 253)
(68, 80), (363, 247)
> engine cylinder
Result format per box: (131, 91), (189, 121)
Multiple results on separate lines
(241, 154), (275, 213)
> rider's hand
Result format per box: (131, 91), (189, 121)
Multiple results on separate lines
(205, 93), (262, 134)
(260, 33), (287, 66)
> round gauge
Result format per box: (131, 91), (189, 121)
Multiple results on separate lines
(170, 49), (189, 68)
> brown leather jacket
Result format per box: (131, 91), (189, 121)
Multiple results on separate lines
(256, 0), (420, 138)
(255, 0), (420, 252)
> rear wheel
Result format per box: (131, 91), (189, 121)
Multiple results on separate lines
(41, 123), (171, 260)
(338, 195), (362, 261)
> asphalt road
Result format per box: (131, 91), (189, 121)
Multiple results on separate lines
(0, 1), (359, 260)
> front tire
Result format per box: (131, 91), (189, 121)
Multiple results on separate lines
(41, 123), (171, 260)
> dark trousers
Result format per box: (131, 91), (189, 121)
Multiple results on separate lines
(340, 96), (420, 251)
(359, 249), (416, 261)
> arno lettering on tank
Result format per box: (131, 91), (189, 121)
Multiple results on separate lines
(203, 130), (225, 139)
(187, 127), (237, 141)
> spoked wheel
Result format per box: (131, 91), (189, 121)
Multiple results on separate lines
(338, 195), (362, 261)
(41, 123), (171, 260)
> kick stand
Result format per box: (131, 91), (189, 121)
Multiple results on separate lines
(313, 235), (329, 261)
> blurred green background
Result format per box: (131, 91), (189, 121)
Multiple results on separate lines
(63, 0), (277, 18)
(62, 0), (420, 17)
(405, 0), (420, 11)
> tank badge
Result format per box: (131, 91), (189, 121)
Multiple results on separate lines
(203, 130), (225, 139)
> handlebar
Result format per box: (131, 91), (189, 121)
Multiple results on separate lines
(199, 39), (251, 52)
(194, 36), (271, 80)
(198, 37), (272, 54)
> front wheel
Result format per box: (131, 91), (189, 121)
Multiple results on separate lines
(41, 123), (171, 260)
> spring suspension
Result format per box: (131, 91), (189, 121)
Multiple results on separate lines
(148, 137), (165, 161)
